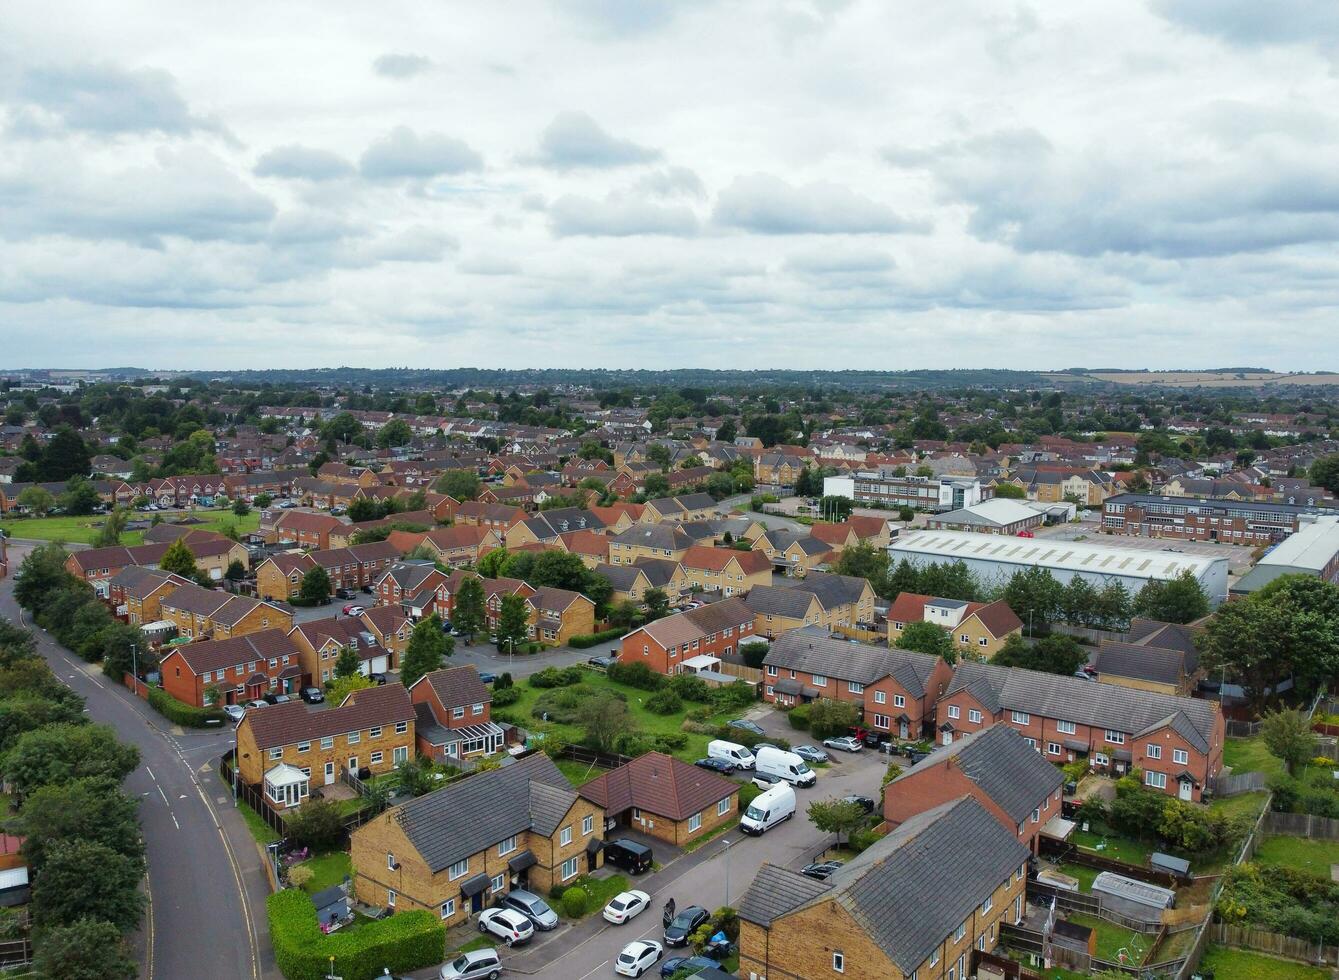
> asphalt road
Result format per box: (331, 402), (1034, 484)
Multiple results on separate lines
(1, 542), (274, 980)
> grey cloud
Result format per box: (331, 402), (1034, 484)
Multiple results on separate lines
(1153, 0), (1339, 47)
(372, 53), (433, 78)
(785, 246), (895, 275)
(359, 126), (483, 179)
(713, 174), (925, 235)
(547, 193), (698, 236)
(635, 166), (707, 199)
(14, 62), (228, 138)
(557, 0), (689, 37)
(254, 145), (355, 180)
(531, 112), (660, 170)
(460, 255), (522, 275)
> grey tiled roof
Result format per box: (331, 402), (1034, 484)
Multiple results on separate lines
(946, 661), (1217, 753)
(739, 797), (1029, 974)
(390, 753), (577, 873)
(788, 572), (870, 611)
(764, 627), (940, 697)
(745, 585), (819, 619)
(1093, 641), (1189, 686)
(892, 725), (1062, 823)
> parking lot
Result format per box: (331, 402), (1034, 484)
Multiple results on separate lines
(1033, 518), (1259, 575)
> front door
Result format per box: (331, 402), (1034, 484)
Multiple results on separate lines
(1179, 779), (1193, 801)
(899, 721), (909, 739)
(348, 757), (359, 776)
(471, 891), (484, 913)
(324, 762), (335, 786)
(941, 731), (952, 746)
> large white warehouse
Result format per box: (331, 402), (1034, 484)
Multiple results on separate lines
(889, 529), (1229, 605)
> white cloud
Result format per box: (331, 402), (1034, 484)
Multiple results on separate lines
(254, 145), (355, 181)
(359, 126), (484, 179)
(714, 174), (925, 235)
(547, 193), (699, 237)
(529, 112), (661, 170)
(372, 53), (433, 78)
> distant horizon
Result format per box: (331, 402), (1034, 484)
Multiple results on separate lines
(7, 365), (1336, 376)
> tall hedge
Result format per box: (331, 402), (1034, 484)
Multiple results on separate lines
(568, 627), (625, 649)
(267, 889), (445, 980)
(146, 685), (226, 728)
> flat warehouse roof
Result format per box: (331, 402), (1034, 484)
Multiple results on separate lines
(890, 529), (1226, 579)
(1258, 517), (1339, 572)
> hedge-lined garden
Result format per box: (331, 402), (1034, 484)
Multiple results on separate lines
(268, 889), (445, 980)
(147, 684), (227, 727)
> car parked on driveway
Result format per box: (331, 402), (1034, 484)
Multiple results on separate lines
(663, 905), (710, 947)
(603, 889), (651, 924)
(335, 588), (355, 600)
(615, 940), (663, 977)
(587, 655), (616, 669)
(694, 758), (736, 775)
(751, 771), (783, 790)
(801, 860), (843, 881)
(300, 686), (324, 704)
(262, 692), (293, 706)
(727, 718), (765, 736)
(822, 735), (862, 753)
(223, 704), (246, 723)
(438, 947), (502, 980)
(244, 699), (269, 711)
(499, 888), (559, 931)
(476, 906), (533, 946)
(341, 603), (365, 616)
(793, 744), (829, 764)
(659, 955), (717, 978)
(840, 794), (876, 814)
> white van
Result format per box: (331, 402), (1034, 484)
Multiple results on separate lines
(754, 746), (816, 787)
(708, 739), (755, 770)
(740, 783), (796, 835)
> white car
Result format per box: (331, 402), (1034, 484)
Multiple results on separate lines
(822, 735), (863, 753)
(223, 704), (246, 723)
(476, 906), (534, 946)
(614, 939), (663, 977)
(602, 889), (650, 924)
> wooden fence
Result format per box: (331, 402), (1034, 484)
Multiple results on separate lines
(1265, 810), (1339, 841)
(1211, 770), (1268, 797)
(1225, 719), (1263, 737)
(0, 939), (32, 969)
(1039, 837), (1178, 887)
(557, 744), (632, 770)
(1211, 923), (1339, 966)
(713, 660), (763, 683)
(830, 622), (885, 644)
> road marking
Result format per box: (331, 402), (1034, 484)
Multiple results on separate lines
(143, 871), (155, 980)
(576, 961), (608, 980)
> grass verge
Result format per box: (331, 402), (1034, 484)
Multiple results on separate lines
(1252, 835), (1339, 876)
(1198, 944), (1330, 980)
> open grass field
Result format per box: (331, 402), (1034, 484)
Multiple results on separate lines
(1253, 835), (1339, 876)
(1223, 736), (1286, 780)
(0, 508), (259, 546)
(1199, 944), (1330, 980)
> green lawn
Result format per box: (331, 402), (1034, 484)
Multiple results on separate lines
(453, 936), (497, 954)
(237, 799), (282, 845)
(555, 757), (604, 788)
(1208, 790), (1269, 821)
(1253, 835), (1339, 876)
(1053, 861), (1101, 892)
(1065, 912), (1153, 965)
(1070, 827), (1155, 866)
(294, 851), (351, 894)
(1199, 944), (1330, 980)
(563, 874), (629, 919)
(0, 508), (259, 546)
(1223, 736), (1286, 780)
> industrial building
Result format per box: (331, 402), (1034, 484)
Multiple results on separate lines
(1101, 492), (1330, 546)
(823, 472), (985, 512)
(926, 497), (1052, 535)
(1231, 515), (1339, 595)
(888, 529), (1229, 605)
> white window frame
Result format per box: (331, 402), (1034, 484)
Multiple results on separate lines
(560, 856), (578, 881)
(1011, 710), (1030, 725)
(893, 694), (905, 708)
(440, 899), (455, 919)
(1056, 719), (1076, 734)
(1173, 748), (1189, 765)
(833, 951), (845, 973)
(1147, 744), (1162, 760)
(947, 704), (959, 719)
(688, 812), (702, 833)
(583, 814), (595, 834)
(969, 709), (982, 723)
(1146, 770), (1167, 789)
(1105, 730), (1126, 745)
(499, 836), (517, 856)
(560, 826), (572, 846)
(448, 858), (469, 881)
(717, 798), (730, 816)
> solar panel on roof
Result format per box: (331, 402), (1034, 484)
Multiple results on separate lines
(1138, 559), (1151, 570)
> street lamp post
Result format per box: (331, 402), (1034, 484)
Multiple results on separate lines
(721, 837), (736, 907)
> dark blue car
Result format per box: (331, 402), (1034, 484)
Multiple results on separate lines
(659, 955), (716, 978)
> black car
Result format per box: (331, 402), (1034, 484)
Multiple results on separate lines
(368, 673), (388, 686)
(335, 588), (355, 600)
(587, 655), (616, 669)
(800, 860), (843, 881)
(694, 758), (736, 775)
(663, 905), (710, 947)
(841, 794), (876, 814)
(659, 955), (717, 978)
(477, 672), (497, 684)
(300, 686), (325, 704)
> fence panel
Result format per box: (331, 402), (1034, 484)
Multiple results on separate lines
(713, 660), (763, 683)
(1265, 810), (1339, 841)
(1225, 719), (1262, 737)
(1211, 923), (1339, 966)
(1211, 770), (1268, 797)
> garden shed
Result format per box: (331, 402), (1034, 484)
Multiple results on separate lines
(1092, 872), (1174, 924)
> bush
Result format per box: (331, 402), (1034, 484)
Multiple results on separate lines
(560, 886), (588, 917)
(719, 726), (788, 751)
(606, 660), (666, 691)
(708, 681), (757, 712)
(568, 627), (626, 649)
(528, 666), (585, 689)
(284, 799), (345, 852)
(849, 825), (887, 853)
(685, 706), (716, 723)
(806, 698), (859, 739)
(146, 685), (227, 728)
(645, 689), (683, 715)
(268, 889), (445, 980)
(651, 732), (688, 752)
(533, 687), (626, 725)
(491, 686), (522, 707)
(494, 672), (514, 690)
(740, 641), (770, 669)
(787, 704), (811, 731)
(668, 673), (712, 703)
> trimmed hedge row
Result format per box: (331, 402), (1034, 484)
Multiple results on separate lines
(268, 889), (445, 980)
(568, 627), (625, 649)
(147, 685), (227, 728)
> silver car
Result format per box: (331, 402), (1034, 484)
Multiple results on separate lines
(500, 888), (559, 931)
(439, 948), (502, 980)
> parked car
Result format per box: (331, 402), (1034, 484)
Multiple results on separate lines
(299, 686), (325, 704)
(477, 671), (497, 685)
(822, 736), (863, 753)
(223, 704), (246, 723)
(438, 948), (502, 980)
(587, 655), (616, 669)
(368, 672), (388, 686)
(335, 588), (355, 600)
(499, 888), (559, 931)
(694, 758), (736, 775)
(659, 956), (717, 978)
(602, 838), (653, 875)
(841, 794), (876, 814)
(603, 889), (651, 924)
(754, 746), (816, 787)
(792, 744), (829, 764)
(440, 618), (453, 633)
(244, 699), (269, 710)
(707, 739), (755, 770)
(663, 905), (710, 947)
(476, 906), (533, 946)
(801, 860), (843, 881)
(727, 718), (765, 737)
(615, 940), (663, 977)
(262, 692), (293, 706)
(342, 604), (365, 617)
(751, 771), (783, 790)
(740, 783), (797, 836)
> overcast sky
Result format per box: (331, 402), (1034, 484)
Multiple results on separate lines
(4, 0), (1339, 372)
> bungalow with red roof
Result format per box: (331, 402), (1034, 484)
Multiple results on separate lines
(578, 751), (739, 847)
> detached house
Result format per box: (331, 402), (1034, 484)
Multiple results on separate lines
(940, 660), (1224, 800)
(888, 593), (1023, 659)
(578, 752), (739, 847)
(739, 797), (1029, 980)
(884, 725), (1064, 855)
(375, 561), (449, 618)
(619, 598), (756, 676)
(288, 616), (395, 686)
(359, 605), (414, 662)
(408, 666), (505, 762)
(159, 629), (303, 706)
(237, 684), (415, 811)
(350, 753), (604, 925)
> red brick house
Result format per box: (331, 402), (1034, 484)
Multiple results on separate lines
(407, 665), (505, 762)
(271, 510), (345, 550)
(618, 598), (756, 675)
(158, 629), (303, 706)
(939, 660), (1225, 800)
(374, 560), (449, 616)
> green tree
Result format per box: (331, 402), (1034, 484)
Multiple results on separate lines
(0, 693), (86, 754)
(298, 565), (332, 604)
(578, 691), (632, 753)
(646, 444), (672, 470)
(819, 495), (854, 520)
(284, 798), (345, 851)
(436, 469), (481, 501)
(643, 587), (670, 621)
(333, 645), (361, 679)
(895, 621), (956, 664)
(1002, 566), (1063, 633)
(643, 473), (671, 498)
(805, 697), (859, 739)
(224, 558), (247, 581)
(496, 593), (531, 653)
(833, 543), (889, 593)
(716, 418), (737, 443)
(253, 492), (273, 509)
(33, 918), (139, 980)
(1310, 454), (1339, 494)
(1260, 707), (1316, 777)
(158, 538), (198, 579)
(992, 634), (1088, 676)
(476, 547), (508, 578)
(231, 498), (250, 517)
(884, 558), (921, 598)
(39, 426), (91, 481)
(452, 576), (486, 640)
(2, 723), (140, 798)
(1132, 570), (1209, 624)
(322, 412), (363, 445)
(992, 482), (1026, 499)
(14, 777), (144, 871)
(376, 418), (414, 448)
(16, 485), (55, 515)
(607, 599), (641, 629)
(746, 414), (788, 447)
(806, 798), (868, 847)
(32, 838), (144, 932)
(59, 475), (102, 516)
(400, 614), (451, 688)
(1058, 576), (1097, 627)
(92, 507), (129, 548)
(326, 672), (373, 706)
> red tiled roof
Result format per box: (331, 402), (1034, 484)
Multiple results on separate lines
(167, 629), (298, 675)
(578, 752), (736, 821)
(244, 682), (414, 749)
(681, 545), (771, 574)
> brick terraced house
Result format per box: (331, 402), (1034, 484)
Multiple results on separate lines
(408, 666), (505, 762)
(159, 629), (303, 706)
(618, 598), (756, 675)
(158, 583), (292, 641)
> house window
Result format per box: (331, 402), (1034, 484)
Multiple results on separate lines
(811, 675), (827, 687)
(947, 705), (960, 719)
(491, 874), (505, 893)
(981, 896), (993, 914)
(1056, 720), (1076, 734)
(347, 731), (361, 745)
(833, 951), (845, 973)
(688, 812), (702, 833)
(930, 950), (940, 967)
(847, 681), (864, 694)
(370, 751), (383, 765)
(1011, 711), (1030, 725)
(370, 727), (382, 739)
(393, 745), (408, 764)
(1146, 771), (1167, 789)
(1094, 752), (1109, 766)
(560, 826), (572, 846)
(1105, 730), (1125, 745)
(1032, 808), (1040, 823)
(979, 637), (988, 646)
(386, 852), (396, 871)
(395, 721), (408, 735)
(955, 920), (966, 941)
(560, 857), (578, 881)
(441, 899), (455, 919)
(268, 747), (283, 761)
(1024, 737), (1037, 749)
(767, 666), (778, 677)
(499, 836), (517, 856)
(1047, 742), (1060, 755)
(1147, 744), (1162, 760)
(969, 709), (982, 723)
(448, 859), (469, 881)
(1173, 748), (1189, 765)
(873, 690), (886, 704)
(960, 634), (970, 644)
(583, 815), (594, 835)
(893, 694), (905, 708)
(717, 798), (730, 816)
(453, 706), (465, 719)
(874, 713), (890, 730)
